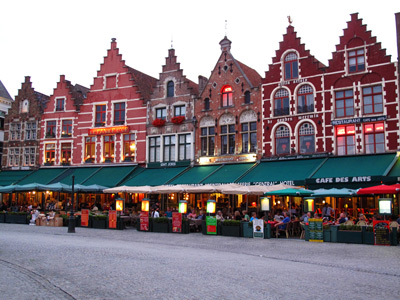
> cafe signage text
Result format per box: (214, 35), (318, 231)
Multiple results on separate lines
(331, 115), (387, 126)
(314, 176), (372, 184)
(89, 125), (129, 135)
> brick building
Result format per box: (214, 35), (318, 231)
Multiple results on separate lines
(194, 36), (262, 165)
(146, 48), (198, 167)
(0, 81), (13, 166)
(2, 76), (49, 170)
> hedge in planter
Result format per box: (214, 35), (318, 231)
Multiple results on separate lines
(221, 220), (241, 237)
(0, 212), (5, 223)
(242, 222), (253, 238)
(6, 212), (29, 224)
(337, 225), (362, 244)
(362, 226), (374, 245)
(152, 217), (169, 233)
(91, 215), (107, 229)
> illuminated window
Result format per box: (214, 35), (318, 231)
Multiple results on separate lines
(348, 48), (365, 73)
(46, 121), (56, 138)
(163, 135), (176, 162)
(45, 143), (55, 165)
(61, 143), (71, 163)
(336, 125), (355, 155)
(297, 85), (314, 113)
(275, 126), (290, 155)
(284, 52), (298, 80)
(156, 107), (167, 120)
(114, 102), (125, 125)
(364, 123), (384, 154)
(85, 136), (96, 162)
(61, 120), (72, 137)
(25, 122), (37, 140)
(274, 89), (290, 116)
(244, 91), (251, 104)
(95, 105), (106, 127)
(123, 134), (136, 161)
(103, 136), (115, 161)
(174, 105), (185, 117)
(56, 98), (64, 111)
(149, 137), (160, 162)
(221, 86), (233, 107)
(363, 85), (383, 115)
(221, 124), (235, 155)
(167, 81), (174, 97)
(200, 127), (215, 156)
(299, 123), (315, 154)
(335, 90), (354, 118)
(241, 122), (257, 153)
(178, 134), (191, 160)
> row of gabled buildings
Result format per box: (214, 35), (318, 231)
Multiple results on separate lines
(1, 13), (400, 190)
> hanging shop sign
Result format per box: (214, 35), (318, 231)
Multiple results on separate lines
(140, 211), (149, 231)
(109, 210), (117, 229)
(172, 212), (182, 233)
(331, 115), (387, 126)
(81, 209), (89, 227)
(89, 125), (129, 135)
(253, 219), (264, 238)
(373, 220), (390, 246)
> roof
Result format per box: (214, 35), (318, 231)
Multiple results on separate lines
(34, 91), (50, 113)
(71, 83), (89, 109)
(126, 66), (157, 101)
(0, 80), (12, 100)
(234, 60), (262, 88)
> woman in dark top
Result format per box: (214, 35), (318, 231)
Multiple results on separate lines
(234, 210), (242, 221)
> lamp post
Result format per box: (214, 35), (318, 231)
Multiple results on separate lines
(378, 198), (392, 220)
(179, 200), (188, 214)
(68, 175), (76, 233)
(261, 197), (271, 221)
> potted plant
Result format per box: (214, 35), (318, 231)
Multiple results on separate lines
(152, 118), (166, 127)
(171, 116), (185, 125)
(152, 217), (169, 233)
(337, 224), (362, 244)
(221, 220), (241, 237)
(91, 214), (107, 229)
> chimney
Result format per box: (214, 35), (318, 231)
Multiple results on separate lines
(198, 75), (208, 93)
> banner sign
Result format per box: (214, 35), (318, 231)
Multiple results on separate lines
(172, 212), (182, 233)
(309, 218), (323, 242)
(81, 209), (89, 227)
(373, 220), (390, 246)
(140, 211), (149, 231)
(89, 125), (129, 136)
(108, 210), (117, 229)
(253, 219), (264, 238)
(331, 115), (386, 125)
(206, 216), (217, 235)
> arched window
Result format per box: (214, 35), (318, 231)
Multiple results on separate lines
(244, 91), (251, 104)
(299, 123), (315, 154)
(221, 85), (233, 107)
(275, 125), (290, 155)
(274, 89), (289, 116)
(167, 81), (174, 97)
(284, 52), (298, 80)
(204, 98), (210, 111)
(297, 85), (314, 113)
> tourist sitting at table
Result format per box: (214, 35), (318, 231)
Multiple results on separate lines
(302, 212), (311, 224)
(152, 208), (160, 218)
(274, 212), (290, 230)
(187, 210), (197, 219)
(358, 214), (368, 223)
(234, 210), (242, 221)
(336, 213), (347, 224)
(250, 211), (258, 222)
(197, 210), (206, 220)
(313, 213), (321, 219)
(242, 210), (250, 221)
(165, 207), (172, 218)
(216, 210), (224, 221)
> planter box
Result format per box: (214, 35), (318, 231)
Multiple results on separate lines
(92, 218), (107, 229)
(264, 224), (271, 239)
(152, 222), (169, 233)
(0, 214), (5, 223)
(221, 224), (241, 237)
(337, 230), (362, 244)
(362, 227), (374, 245)
(6, 214), (28, 224)
(242, 222), (253, 238)
(390, 228), (398, 245)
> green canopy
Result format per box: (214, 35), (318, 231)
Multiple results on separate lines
(73, 184), (109, 193)
(14, 183), (48, 192)
(312, 188), (357, 197)
(0, 185), (20, 193)
(45, 182), (72, 192)
(264, 188), (314, 196)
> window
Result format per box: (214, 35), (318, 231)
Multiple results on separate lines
(274, 89), (290, 116)
(363, 86), (383, 115)
(46, 121), (56, 138)
(8, 148), (20, 166)
(204, 98), (210, 111)
(25, 122), (37, 140)
(335, 90), (354, 118)
(178, 134), (191, 160)
(241, 122), (257, 153)
(56, 98), (65, 111)
(297, 85), (314, 113)
(61, 120), (72, 137)
(45, 144), (55, 165)
(221, 124), (235, 155)
(364, 123), (384, 154)
(156, 107), (167, 120)
(103, 136), (115, 161)
(299, 123), (315, 154)
(10, 123), (21, 140)
(163, 135), (176, 162)
(23, 147), (35, 166)
(149, 137), (161, 163)
(348, 48), (365, 73)
(95, 105), (106, 127)
(336, 125), (356, 155)
(221, 86), (233, 107)
(244, 91), (251, 104)
(284, 52), (298, 80)
(85, 136), (96, 162)
(275, 126), (290, 155)
(114, 102), (125, 125)
(21, 99), (29, 113)
(200, 127), (215, 156)
(106, 75), (117, 89)
(61, 143), (71, 164)
(174, 105), (186, 117)
(167, 81), (174, 97)
(123, 134), (136, 161)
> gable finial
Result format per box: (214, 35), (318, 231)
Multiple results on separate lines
(171, 35), (173, 48)
(225, 20), (228, 37)
(287, 16), (293, 25)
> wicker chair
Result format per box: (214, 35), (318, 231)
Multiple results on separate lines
(356, 220), (368, 226)
(344, 220), (354, 225)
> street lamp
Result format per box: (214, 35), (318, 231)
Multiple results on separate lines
(141, 198), (150, 212)
(206, 199), (216, 214)
(68, 175), (75, 233)
(179, 200), (188, 214)
(378, 198), (392, 217)
(261, 197), (271, 221)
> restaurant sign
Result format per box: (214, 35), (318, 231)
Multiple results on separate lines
(206, 216), (217, 235)
(140, 211), (149, 231)
(331, 115), (387, 126)
(109, 210), (117, 229)
(309, 218), (323, 242)
(308, 176), (373, 184)
(253, 219), (264, 238)
(147, 160), (190, 168)
(199, 154), (256, 165)
(172, 212), (182, 233)
(81, 209), (89, 227)
(89, 125), (129, 135)
(373, 220), (390, 246)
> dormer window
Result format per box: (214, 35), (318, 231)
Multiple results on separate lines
(284, 52), (298, 80)
(167, 81), (174, 97)
(348, 48), (365, 73)
(221, 85), (233, 107)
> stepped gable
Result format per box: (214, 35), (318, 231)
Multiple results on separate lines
(51, 75), (88, 111)
(16, 77), (49, 113)
(126, 66), (157, 101)
(0, 80), (13, 100)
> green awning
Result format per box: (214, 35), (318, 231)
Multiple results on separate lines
(0, 170), (33, 186)
(202, 163), (256, 184)
(168, 165), (220, 184)
(238, 158), (325, 185)
(82, 166), (137, 187)
(52, 167), (101, 185)
(122, 167), (187, 186)
(17, 168), (69, 185)
(387, 156), (400, 177)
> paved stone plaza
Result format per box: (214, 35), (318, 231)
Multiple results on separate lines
(0, 223), (399, 300)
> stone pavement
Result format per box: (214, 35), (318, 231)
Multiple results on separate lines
(0, 223), (399, 300)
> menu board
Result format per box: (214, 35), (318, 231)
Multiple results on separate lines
(309, 218), (323, 242)
(108, 210), (117, 229)
(172, 212), (182, 233)
(81, 209), (89, 227)
(206, 216), (217, 235)
(253, 219), (264, 238)
(140, 211), (149, 231)
(373, 220), (390, 246)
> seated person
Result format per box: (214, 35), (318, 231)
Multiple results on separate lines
(234, 210), (242, 221)
(336, 213), (347, 224)
(187, 210), (197, 219)
(302, 212), (311, 224)
(242, 210), (250, 221)
(165, 207), (172, 218)
(249, 211), (257, 222)
(358, 214), (368, 223)
(216, 210), (225, 221)
(274, 212), (290, 230)
(197, 210), (206, 220)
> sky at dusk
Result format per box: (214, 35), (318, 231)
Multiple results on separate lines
(1, 0), (399, 99)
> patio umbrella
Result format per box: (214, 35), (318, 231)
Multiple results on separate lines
(153, 184), (189, 194)
(264, 188), (314, 196)
(103, 186), (129, 193)
(0, 185), (20, 193)
(357, 184), (396, 195)
(75, 184), (109, 193)
(14, 183), (48, 192)
(44, 182), (72, 192)
(219, 185), (269, 195)
(313, 188), (357, 197)
(124, 185), (158, 194)
(184, 184), (219, 194)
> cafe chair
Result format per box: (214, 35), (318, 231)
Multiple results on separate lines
(389, 221), (399, 230)
(276, 222), (291, 238)
(356, 220), (368, 226)
(291, 221), (301, 237)
(344, 220), (354, 225)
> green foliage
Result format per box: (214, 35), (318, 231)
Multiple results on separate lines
(339, 224), (361, 231)
(153, 217), (169, 223)
(93, 214), (107, 220)
(8, 212), (29, 215)
(222, 220), (241, 226)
